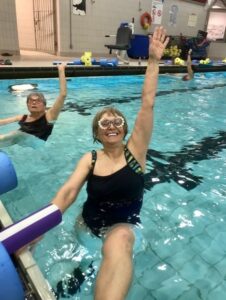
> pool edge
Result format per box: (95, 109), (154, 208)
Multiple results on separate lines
(0, 64), (226, 79)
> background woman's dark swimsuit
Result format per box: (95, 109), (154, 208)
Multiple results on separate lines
(18, 114), (54, 141)
(82, 147), (144, 237)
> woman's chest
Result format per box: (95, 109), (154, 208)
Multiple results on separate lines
(93, 154), (126, 176)
(87, 166), (143, 199)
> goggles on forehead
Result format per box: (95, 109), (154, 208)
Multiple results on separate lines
(98, 116), (125, 130)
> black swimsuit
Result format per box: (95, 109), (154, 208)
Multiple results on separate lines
(82, 147), (144, 237)
(18, 114), (54, 141)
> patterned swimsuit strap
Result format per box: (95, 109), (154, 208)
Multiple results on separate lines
(124, 146), (143, 175)
(91, 150), (97, 172)
(90, 148), (143, 175)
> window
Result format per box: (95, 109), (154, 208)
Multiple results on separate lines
(206, 0), (226, 41)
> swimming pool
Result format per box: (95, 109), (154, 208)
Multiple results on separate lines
(1, 72), (226, 299)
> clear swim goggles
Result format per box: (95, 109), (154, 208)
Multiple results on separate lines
(28, 96), (44, 104)
(98, 116), (125, 130)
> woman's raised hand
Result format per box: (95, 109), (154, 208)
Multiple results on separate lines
(57, 63), (66, 72)
(149, 26), (169, 61)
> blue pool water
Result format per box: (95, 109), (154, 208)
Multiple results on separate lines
(1, 72), (226, 299)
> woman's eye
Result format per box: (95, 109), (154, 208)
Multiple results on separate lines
(115, 119), (121, 126)
(101, 120), (109, 127)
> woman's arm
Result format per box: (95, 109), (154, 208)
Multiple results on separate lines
(46, 64), (67, 122)
(128, 26), (169, 169)
(187, 49), (194, 79)
(51, 152), (91, 213)
(0, 115), (22, 126)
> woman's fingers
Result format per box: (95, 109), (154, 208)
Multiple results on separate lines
(155, 26), (162, 41)
(160, 28), (167, 43)
(153, 26), (168, 45)
(163, 36), (170, 48)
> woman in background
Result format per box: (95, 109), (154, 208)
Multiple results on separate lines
(0, 64), (67, 142)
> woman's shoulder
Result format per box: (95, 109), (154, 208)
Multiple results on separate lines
(16, 114), (24, 122)
(80, 150), (98, 164)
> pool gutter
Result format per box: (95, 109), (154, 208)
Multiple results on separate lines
(0, 200), (56, 300)
(0, 64), (226, 79)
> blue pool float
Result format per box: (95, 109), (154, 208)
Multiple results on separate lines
(0, 242), (24, 300)
(164, 60), (172, 65)
(67, 59), (83, 65)
(0, 152), (18, 196)
(99, 58), (118, 67)
(54, 58), (119, 67)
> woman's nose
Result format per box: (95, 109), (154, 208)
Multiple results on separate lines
(108, 121), (116, 129)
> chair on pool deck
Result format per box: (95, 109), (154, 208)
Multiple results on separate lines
(105, 25), (132, 65)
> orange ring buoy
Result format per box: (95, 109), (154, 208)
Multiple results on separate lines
(140, 12), (152, 30)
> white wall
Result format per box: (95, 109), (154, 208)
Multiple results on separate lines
(159, 0), (208, 36)
(0, 0), (225, 58)
(57, 0), (210, 56)
(208, 42), (226, 59)
(0, 0), (19, 54)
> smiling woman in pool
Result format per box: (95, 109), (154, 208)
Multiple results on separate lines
(49, 26), (169, 300)
(0, 64), (67, 142)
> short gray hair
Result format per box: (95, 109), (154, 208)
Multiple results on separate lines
(27, 92), (46, 105)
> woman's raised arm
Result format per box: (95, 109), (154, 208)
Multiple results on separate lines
(46, 64), (67, 122)
(128, 26), (169, 169)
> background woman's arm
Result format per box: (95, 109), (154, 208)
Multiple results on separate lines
(0, 115), (22, 126)
(187, 49), (194, 79)
(46, 64), (67, 122)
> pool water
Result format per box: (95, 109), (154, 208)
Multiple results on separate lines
(1, 72), (226, 300)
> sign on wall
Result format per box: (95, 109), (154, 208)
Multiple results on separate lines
(188, 13), (198, 27)
(168, 5), (179, 26)
(72, 0), (86, 15)
(151, 0), (163, 25)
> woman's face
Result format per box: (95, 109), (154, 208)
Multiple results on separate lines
(27, 95), (46, 113)
(96, 113), (125, 145)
